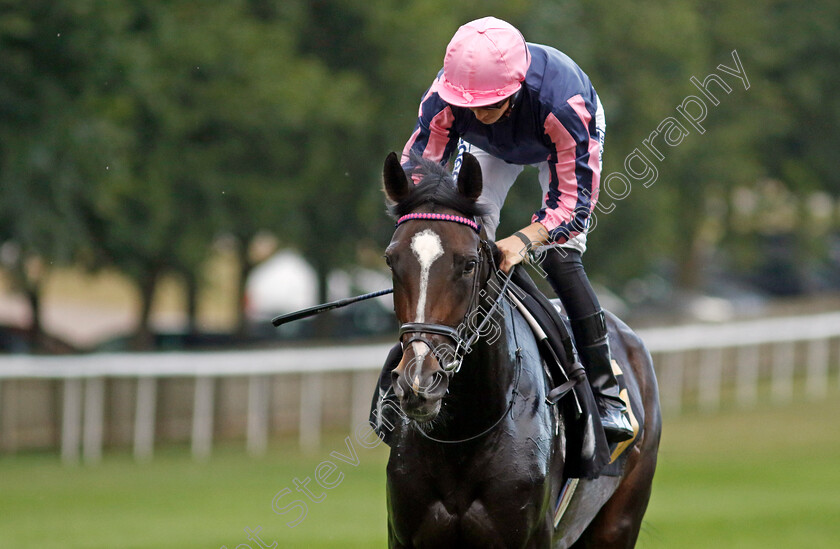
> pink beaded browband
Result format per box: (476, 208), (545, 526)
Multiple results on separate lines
(396, 213), (481, 233)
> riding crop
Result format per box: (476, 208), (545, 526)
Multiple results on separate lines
(271, 288), (394, 327)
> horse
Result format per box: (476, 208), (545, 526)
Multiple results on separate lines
(376, 151), (661, 548)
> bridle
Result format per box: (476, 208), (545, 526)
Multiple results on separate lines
(391, 211), (522, 444)
(393, 212), (514, 373)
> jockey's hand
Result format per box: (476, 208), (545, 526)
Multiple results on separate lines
(496, 222), (549, 273)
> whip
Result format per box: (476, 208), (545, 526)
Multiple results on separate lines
(271, 288), (393, 327)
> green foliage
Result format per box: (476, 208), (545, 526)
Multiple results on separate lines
(0, 1), (123, 338)
(1, 0), (839, 343)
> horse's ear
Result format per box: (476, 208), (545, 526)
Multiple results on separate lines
(456, 153), (483, 202)
(383, 152), (410, 203)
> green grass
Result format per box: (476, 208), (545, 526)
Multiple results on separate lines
(642, 396), (840, 548)
(1, 395), (839, 548)
(0, 439), (390, 549)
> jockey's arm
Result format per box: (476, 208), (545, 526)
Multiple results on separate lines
(496, 222), (549, 273)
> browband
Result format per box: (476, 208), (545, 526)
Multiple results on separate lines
(396, 212), (480, 234)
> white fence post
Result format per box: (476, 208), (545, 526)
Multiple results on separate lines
(299, 373), (323, 453)
(698, 347), (723, 412)
(351, 371), (373, 431)
(0, 379), (17, 453)
(82, 377), (105, 464)
(61, 378), (83, 464)
(772, 341), (796, 403)
(133, 377), (157, 461)
(191, 376), (215, 460)
(806, 338), (830, 400)
(659, 352), (684, 415)
(736, 345), (760, 408)
(246, 375), (270, 457)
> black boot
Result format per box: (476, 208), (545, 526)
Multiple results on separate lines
(570, 311), (634, 443)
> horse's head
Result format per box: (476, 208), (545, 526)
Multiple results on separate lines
(382, 151), (490, 422)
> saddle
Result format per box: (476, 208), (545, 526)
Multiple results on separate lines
(509, 266), (645, 479)
(506, 267), (615, 479)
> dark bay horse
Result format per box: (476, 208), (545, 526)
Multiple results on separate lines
(378, 151), (661, 548)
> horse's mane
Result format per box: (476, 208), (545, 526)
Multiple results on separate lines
(386, 154), (489, 219)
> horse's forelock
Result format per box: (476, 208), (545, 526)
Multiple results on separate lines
(387, 154), (488, 219)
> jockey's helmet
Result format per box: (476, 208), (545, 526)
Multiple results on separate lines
(436, 17), (531, 108)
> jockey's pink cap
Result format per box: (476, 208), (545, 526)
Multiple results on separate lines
(436, 17), (531, 108)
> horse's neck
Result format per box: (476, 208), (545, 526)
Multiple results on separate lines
(444, 301), (518, 431)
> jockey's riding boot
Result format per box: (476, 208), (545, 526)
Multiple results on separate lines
(570, 311), (634, 443)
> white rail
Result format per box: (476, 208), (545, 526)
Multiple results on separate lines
(0, 312), (838, 463)
(0, 343), (394, 379)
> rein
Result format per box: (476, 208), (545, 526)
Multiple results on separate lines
(415, 341), (522, 445)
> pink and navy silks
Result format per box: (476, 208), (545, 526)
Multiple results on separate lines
(402, 43), (602, 245)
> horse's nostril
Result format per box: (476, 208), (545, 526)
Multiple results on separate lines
(391, 370), (404, 398)
(391, 366), (449, 401)
(426, 370), (447, 395)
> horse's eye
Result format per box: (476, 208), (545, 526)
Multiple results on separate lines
(463, 260), (477, 275)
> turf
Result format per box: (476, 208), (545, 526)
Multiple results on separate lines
(1, 395), (838, 548)
(641, 395), (840, 549)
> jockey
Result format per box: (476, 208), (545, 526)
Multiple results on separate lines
(399, 16), (633, 442)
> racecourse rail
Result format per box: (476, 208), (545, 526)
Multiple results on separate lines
(1, 311), (839, 464)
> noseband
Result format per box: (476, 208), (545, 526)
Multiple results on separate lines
(394, 213), (513, 373)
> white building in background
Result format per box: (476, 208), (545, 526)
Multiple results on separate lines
(244, 251), (393, 332)
(245, 251), (319, 320)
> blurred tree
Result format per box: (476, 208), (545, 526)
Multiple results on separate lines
(741, 0), (840, 292)
(2, 0), (839, 351)
(0, 1), (121, 348)
(78, 1), (376, 341)
(216, 1), (377, 335)
(520, 1), (808, 300)
(280, 0), (533, 311)
(69, 1), (228, 348)
(512, 1), (718, 292)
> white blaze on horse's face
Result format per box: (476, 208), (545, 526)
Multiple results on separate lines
(410, 228), (444, 323)
(409, 228), (444, 376)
